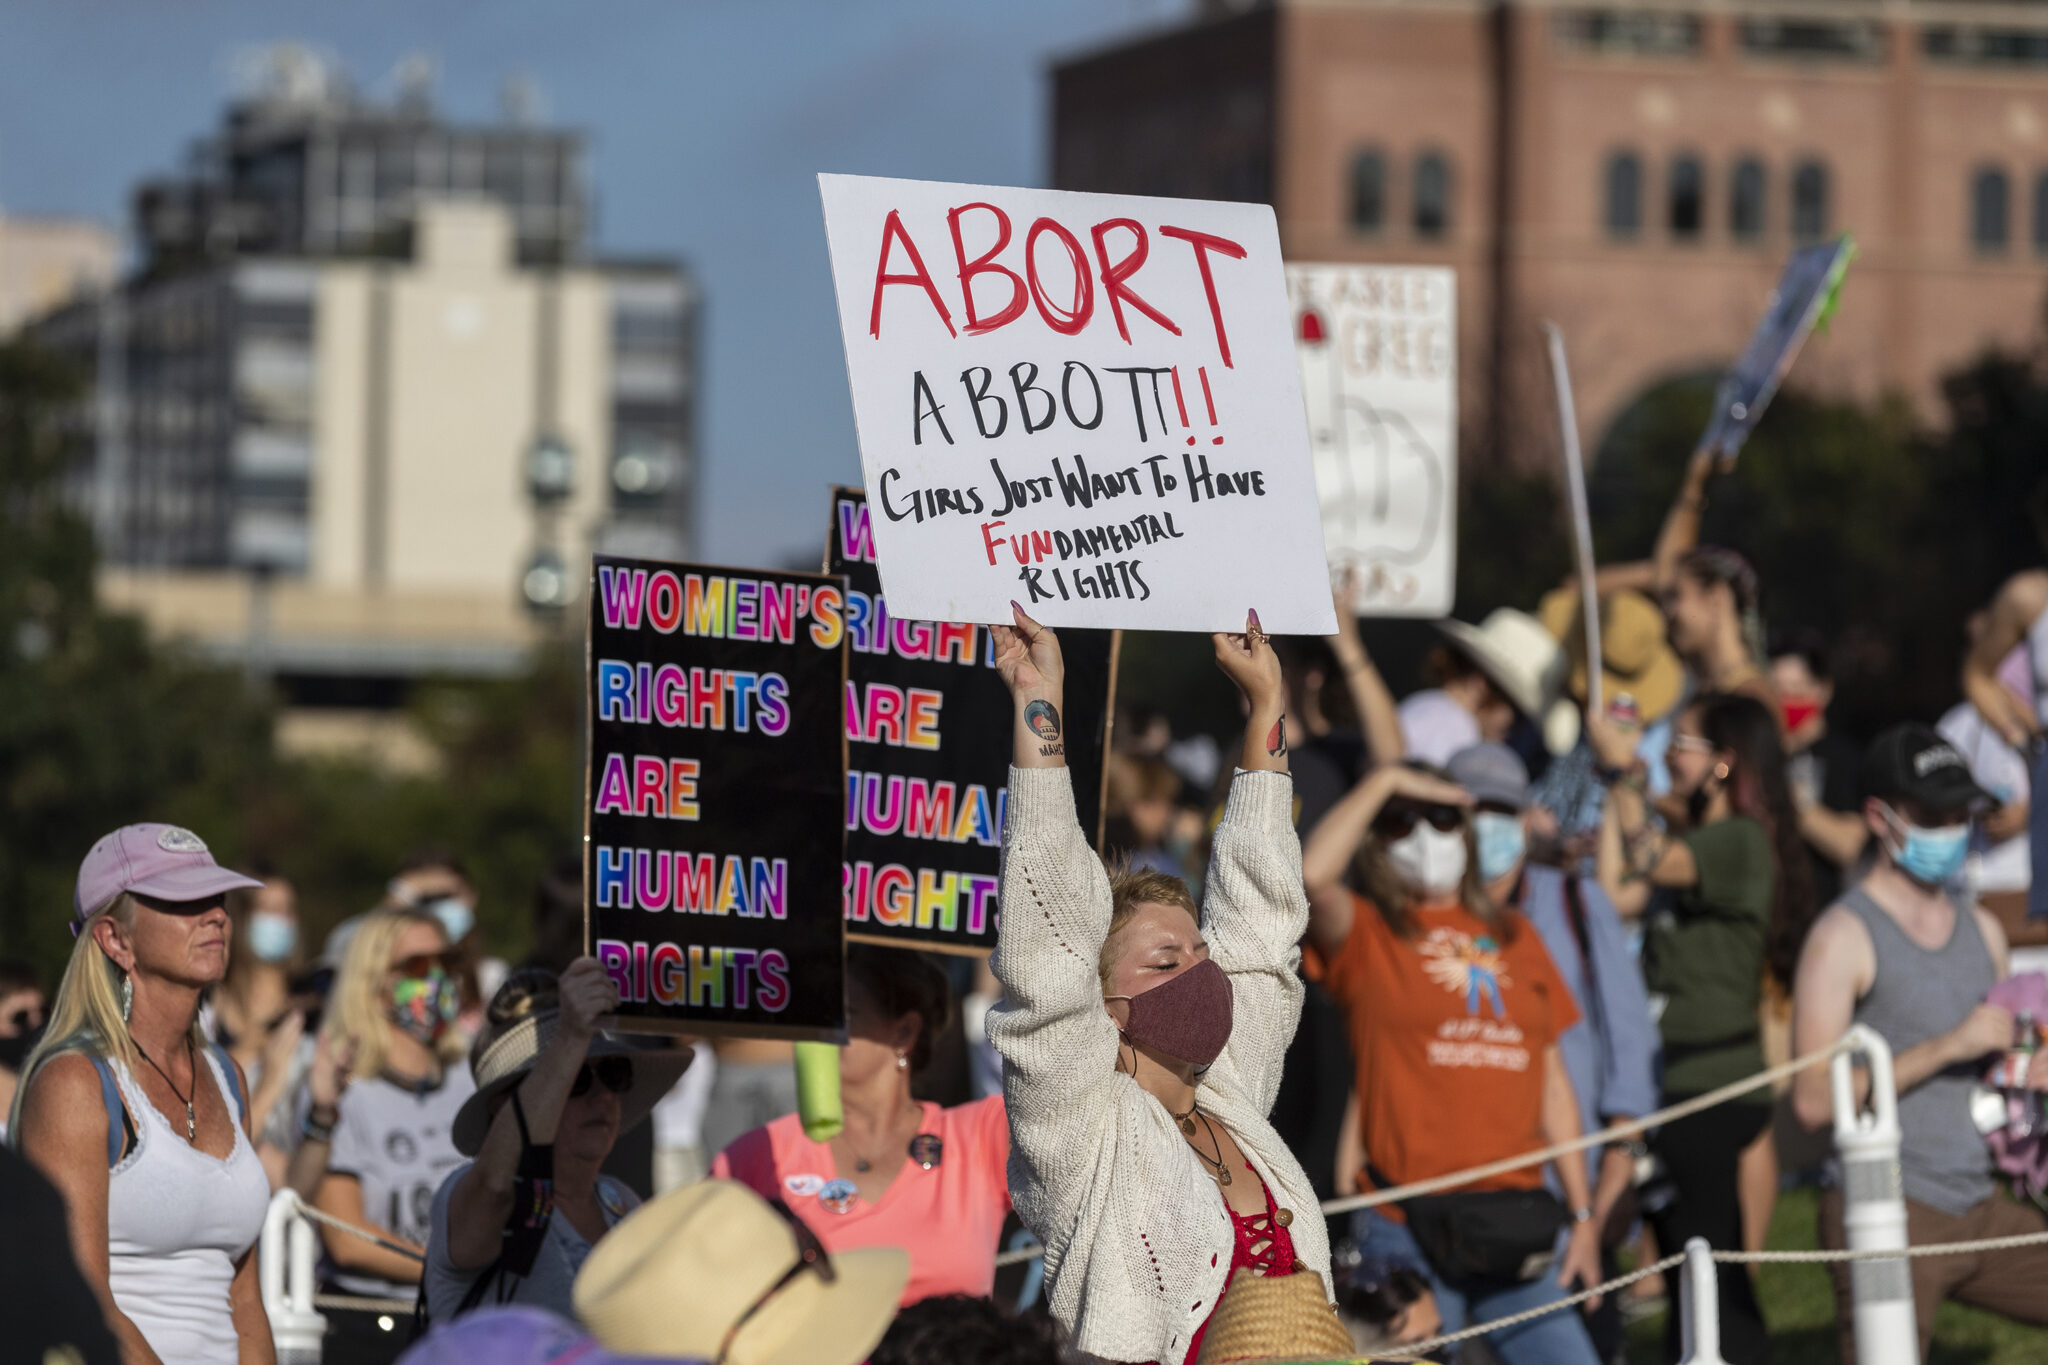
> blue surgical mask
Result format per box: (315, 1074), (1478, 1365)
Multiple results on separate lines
(1881, 804), (1969, 886)
(1474, 812), (1527, 884)
(424, 896), (475, 944)
(246, 912), (298, 964)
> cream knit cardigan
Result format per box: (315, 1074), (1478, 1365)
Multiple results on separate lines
(988, 765), (1332, 1365)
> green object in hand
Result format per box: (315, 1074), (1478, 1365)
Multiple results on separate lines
(794, 1041), (843, 1142)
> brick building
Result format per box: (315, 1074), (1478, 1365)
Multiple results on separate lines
(1054, 0), (2048, 465)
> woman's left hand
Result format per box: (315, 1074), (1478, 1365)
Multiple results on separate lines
(1213, 609), (1283, 715)
(1557, 1221), (1604, 1309)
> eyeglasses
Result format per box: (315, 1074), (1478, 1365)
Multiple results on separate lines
(1374, 804), (1465, 839)
(570, 1055), (634, 1098)
(715, 1198), (836, 1365)
(1670, 734), (1715, 756)
(389, 951), (462, 979)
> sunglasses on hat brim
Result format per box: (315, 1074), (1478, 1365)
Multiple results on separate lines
(715, 1197), (837, 1365)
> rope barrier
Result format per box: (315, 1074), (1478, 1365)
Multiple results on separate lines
(1714, 1230), (2048, 1264)
(1373, 1252), (1687, 1361)
(1321, 1034), (1856, 1216)
(993, 1034), (1862, 1269)
(286, 1191), (427, 1264)
(313, 1293), (420, 1314)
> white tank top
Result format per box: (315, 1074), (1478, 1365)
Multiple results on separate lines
(106, 1049), (271, 1365)
(2026, 601), (2048, 726)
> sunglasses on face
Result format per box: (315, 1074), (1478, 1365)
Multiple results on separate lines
(715, 1198), (836, 1365)
(6, 1007), (42, 1035)
(570, 1055), (634, 1098)
(388, 951), (462, 980)
(1374, 804), (1465, 839)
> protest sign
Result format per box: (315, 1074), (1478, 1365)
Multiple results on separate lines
(818, 173), (1336, 636)
(586, 555), (848, 1040)
(1286, 264), (1457, 618)
(827, 488), (1117, 955)
(1699, 234), (1855, 463)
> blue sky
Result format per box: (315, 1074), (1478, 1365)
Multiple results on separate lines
(0, 0), (1188, 568)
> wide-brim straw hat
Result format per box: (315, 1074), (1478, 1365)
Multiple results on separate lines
(1538, 587), (1686, 730)
(1437, 608), (1574, 755)
(574, 1179), (909, 1365)
(452, 1010), (693, 1156)
(1195, 1270), (1356, 1365)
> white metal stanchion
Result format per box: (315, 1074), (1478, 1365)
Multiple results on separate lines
(1676, 1237), (1729, 1365)
(1832, 1023), (1919, 1365)
(261, 1190), (328, 1364)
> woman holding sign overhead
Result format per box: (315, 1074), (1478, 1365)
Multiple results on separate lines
(987, 604), (1345, 1365)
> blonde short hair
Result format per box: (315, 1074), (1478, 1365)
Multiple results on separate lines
(1099, 863), (1201, 993)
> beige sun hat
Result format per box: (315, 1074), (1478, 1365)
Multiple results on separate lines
(1437, 608), (1574, 755)
(574, 1179), (909, 1365)
(451, 1008), (693, 1156)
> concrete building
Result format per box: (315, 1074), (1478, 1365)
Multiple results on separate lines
(0, 211), (118, 337)
(26, 56), (696, 765)
(1054, 0), (2048, 465)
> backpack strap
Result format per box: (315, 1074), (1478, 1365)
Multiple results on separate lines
(209, 1044), (247, 1125)
(81, 1050), (133, 1167)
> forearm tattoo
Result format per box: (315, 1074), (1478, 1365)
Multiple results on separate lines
(1266, 715), (1287, 757)
(1025, 699), (1064, 756)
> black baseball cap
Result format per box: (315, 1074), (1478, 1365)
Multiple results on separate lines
(1860, 724), (1994, 813)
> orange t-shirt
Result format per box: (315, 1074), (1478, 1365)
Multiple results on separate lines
(1321, 895), (1580, 1210)
(711, 1095), (1012, 1305)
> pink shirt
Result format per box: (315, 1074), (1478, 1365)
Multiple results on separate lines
(712, 1096), (1013, 1305)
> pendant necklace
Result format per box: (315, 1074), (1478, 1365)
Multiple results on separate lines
(1170, 1098), (1199, 1137)
(134, 1034), (198, 1142)
(1189, 1112), (1232, 1187)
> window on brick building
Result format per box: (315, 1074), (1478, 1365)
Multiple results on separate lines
(1730, 158), (1766, 241)
(1605, 151), (1643, 238)
(1669, 153), (1704, 239)
(2034, 172), (2048, 254)
(1349, 149), (1387, 233)
(1972, 167), (2011, 251)
(1414, 151), (1452, 238)
(1791, 160), (1830, 240)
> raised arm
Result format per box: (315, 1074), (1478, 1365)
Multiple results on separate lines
(443, 958), (617, 1270)
(1964, 571), (2048, 749)
(1589, 710), (1694, 917)
(1302, 767), (1471, 955)
(1329, 573), (1404, 769)
(1651, 447), (1717, 593)
(985, 607), (1120, 1218)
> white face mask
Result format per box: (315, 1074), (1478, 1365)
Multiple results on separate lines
(1386, 823), (1468, 896)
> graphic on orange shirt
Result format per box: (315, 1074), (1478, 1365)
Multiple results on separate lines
(1419, 926), (1511, 1018)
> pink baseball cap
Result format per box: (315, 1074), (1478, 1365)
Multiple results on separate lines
(73, 823), (263, 934)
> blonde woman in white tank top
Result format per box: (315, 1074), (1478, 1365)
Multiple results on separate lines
(13, 824), (274, 1365)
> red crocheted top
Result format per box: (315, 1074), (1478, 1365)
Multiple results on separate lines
(1180, 1177), (1302, 1365)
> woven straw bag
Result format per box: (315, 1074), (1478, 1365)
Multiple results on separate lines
(1194, 1269), (1359, 1364)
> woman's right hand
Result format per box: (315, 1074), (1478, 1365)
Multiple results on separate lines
(1585, 707), (1643, 773)
(991, 601), (1063, 700)
(558, 956), (622, 1040)
(307, 1031), (357, 1115)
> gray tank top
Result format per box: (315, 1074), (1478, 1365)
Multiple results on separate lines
(1830, 886), (1998, 1215)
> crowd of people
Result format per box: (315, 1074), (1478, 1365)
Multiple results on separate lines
(5, 445), (2048, 1365)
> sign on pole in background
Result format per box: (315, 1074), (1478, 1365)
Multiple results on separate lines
(1699, 234), (1855, 463)
(828, 489), (1117, 955)
(819, 173), (1336, 636)
(586, 555), (848, 1041)
(1285, 265), (1458, 618)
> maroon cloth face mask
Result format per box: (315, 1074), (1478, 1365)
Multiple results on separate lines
(1108, 958), (1234, 1068)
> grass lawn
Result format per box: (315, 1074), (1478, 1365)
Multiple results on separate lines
(1625, 1187), (2048, 1364)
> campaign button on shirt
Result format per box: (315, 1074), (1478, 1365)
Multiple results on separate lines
(818, 1179), (859, 1214)
(784, 1173), (827, 1198)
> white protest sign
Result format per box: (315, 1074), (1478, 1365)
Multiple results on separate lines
(1285, 264), (1457, 617)
(819, 173), (1336, 635)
